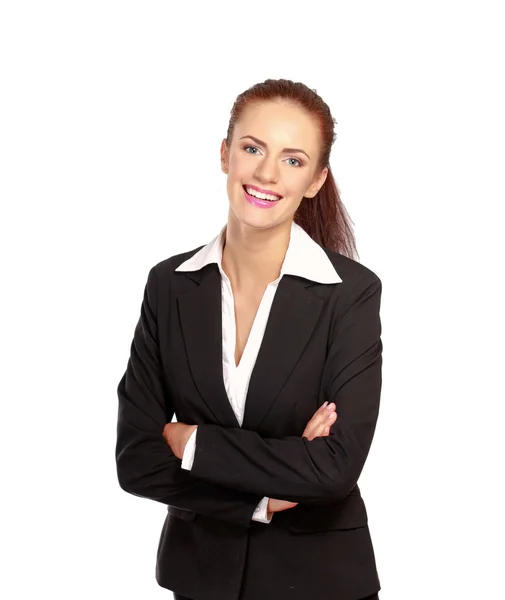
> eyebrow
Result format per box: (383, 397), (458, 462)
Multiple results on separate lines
(239, 135), (311, 160)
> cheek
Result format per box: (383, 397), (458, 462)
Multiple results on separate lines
(228, 151), (249, 177)
(284, 175), (311, 199)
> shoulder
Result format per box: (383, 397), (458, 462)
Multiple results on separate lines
(322, 249), (383, 330)
(150, 245), (205, 278)
(142, 245), (207, 300)
(323, 248), (382, 290)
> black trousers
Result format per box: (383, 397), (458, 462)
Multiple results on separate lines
(174, 594), (379, 600)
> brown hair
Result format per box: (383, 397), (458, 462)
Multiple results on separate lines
(225, 78), (358, 260)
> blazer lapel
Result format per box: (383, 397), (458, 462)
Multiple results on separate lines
(177, 265), (241, 428)
(178, 267), (326, 432)
(242, 275), (324, 431)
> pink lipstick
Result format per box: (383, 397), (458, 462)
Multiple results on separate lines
(242, 185), (282, 209)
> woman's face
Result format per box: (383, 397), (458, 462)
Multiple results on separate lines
(221, 100), (328, 232)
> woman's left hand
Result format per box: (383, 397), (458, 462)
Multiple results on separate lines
(162, 422), (198, 459)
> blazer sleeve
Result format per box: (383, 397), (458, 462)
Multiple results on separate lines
(115, 265), (264, 527)
(188, 273), (383, 505)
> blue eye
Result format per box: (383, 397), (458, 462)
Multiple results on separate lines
(242, 145), (303, 167)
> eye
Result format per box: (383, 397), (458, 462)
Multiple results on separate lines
(244, 145), (260, 155)
(242, 145), (303, 167)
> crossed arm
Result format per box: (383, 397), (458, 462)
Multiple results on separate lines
(162, 400), (338, 519)
(115, 266), (382, 526)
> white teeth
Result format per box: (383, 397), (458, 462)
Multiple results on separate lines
(245, 186), (281, 201)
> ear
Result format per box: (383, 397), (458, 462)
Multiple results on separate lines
(220, 139), (229, 174)
(304, 166), (328, 198)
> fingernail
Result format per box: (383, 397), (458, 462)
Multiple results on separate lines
(324, 426), (329, 433)
(322, 401), (328, 408)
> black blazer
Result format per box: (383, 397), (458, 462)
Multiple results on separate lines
(116, 242), (383, 600)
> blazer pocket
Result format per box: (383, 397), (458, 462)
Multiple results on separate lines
(288, 493), (368, 534)
(168, 505), (198, 522)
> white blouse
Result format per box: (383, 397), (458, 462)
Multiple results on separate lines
(175, 220), (341, 523)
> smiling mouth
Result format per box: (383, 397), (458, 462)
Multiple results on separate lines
(242, 185), (283, 202)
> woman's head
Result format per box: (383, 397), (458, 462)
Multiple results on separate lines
(220, 79), (358, 258)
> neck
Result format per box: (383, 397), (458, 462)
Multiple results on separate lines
(221, 212), (292, 291)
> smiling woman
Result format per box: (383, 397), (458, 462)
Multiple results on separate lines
(218, 84), (358, 260)
(116, 78), (383, 600)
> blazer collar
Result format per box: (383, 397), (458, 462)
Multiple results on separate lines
(175, 220), (342, 284)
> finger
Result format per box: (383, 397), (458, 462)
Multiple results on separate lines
(303, 413), (331, 440)
(303, 404), (337, 439)
(303, 414), (322, 439)
(310, 402), (336, 427)
(316, 411), (338, 438)
(309, 401), (329, 420)
(324, 411), (337, 430)
(311, 401), (328, 420)
(315, 405), (337, 430)
(302, 428), (316, 441)
(304, 420), (328, 441)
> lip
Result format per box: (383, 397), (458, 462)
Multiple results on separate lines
(243, 187), (280, 210)
(243, 184), (283, 199)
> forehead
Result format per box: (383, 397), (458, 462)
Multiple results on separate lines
(235, 100), (320, 148)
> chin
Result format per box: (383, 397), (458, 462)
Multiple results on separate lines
(232, 208), (273, 230)
(232, 205), (288, 233)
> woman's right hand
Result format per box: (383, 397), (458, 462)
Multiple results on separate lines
(266, 401), (337, 518)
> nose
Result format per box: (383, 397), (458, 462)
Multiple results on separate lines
(254, 155), (279, 184)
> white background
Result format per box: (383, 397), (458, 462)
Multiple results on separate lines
(1, 1), (504, 598)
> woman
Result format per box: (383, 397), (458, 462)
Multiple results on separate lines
(116, 78), (383, 600)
